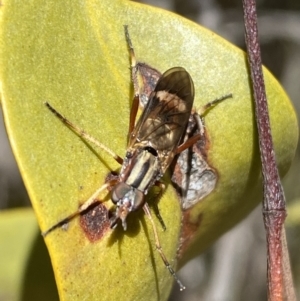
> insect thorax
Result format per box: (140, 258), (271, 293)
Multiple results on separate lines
(110, 146), (163, 229)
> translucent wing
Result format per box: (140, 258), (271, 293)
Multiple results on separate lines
(129, 67), (194, 172)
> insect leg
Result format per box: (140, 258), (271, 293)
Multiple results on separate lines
(143, 203), (185, 291)
(45, 102), (123, 165)
(42, 178), (118, 237)
(175, 133), (201, 154)
(124, 25), (140, 133)
(198, 93), (232, 117)
(124, 25), (161, 130)
(124, 24), (139, 102)
(195, 93), (233, 136)
(152, 181), (167, 231)
(124, 25), (137, 72)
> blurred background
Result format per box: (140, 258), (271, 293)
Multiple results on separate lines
(1, 0), (299, 300)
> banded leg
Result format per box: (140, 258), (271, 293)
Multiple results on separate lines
(198, 93), (233, 116)
(143, 203), (185, 291)
(124, 25), (161, 132)
(175, 93), (233, 153)
(42, 178), (118, 236)
(124, 25), (140, 134)
(197, 93), (233, 135)
(45, 102), (123, 165)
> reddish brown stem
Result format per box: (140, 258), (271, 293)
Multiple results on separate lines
(242, 1), (290, 300)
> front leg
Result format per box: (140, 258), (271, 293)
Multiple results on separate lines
(42, 178), (118, 236)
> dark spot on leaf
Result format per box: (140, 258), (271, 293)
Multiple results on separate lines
(177, 210), (203, 259)
(79, 201), (110, 242)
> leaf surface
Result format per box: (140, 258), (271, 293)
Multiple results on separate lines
(0, 0), (298, 300)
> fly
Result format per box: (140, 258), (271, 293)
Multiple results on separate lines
(41, 27), (206, 291)
(124, 25), (232, 211)
(108, 66), (195, 233)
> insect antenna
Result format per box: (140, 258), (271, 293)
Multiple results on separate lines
(45, 102), (123, 165)
(143, 204), (185, 291)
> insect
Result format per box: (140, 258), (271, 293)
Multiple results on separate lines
(43, 26), (231, 291)
(124, 28), (231, 212)
(120, 27), (231, 261)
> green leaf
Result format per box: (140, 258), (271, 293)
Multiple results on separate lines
(0, 0), (298, 300)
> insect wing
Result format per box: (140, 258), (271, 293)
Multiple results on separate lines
(129, 67), (194, 172)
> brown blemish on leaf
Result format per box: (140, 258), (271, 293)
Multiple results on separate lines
(177, 210), (202, 259)
(79, 201), (110, 242)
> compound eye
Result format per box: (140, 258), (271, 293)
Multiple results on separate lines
(132, 190), (144, 211)
(111, 183), (131, 204)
